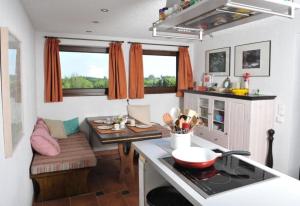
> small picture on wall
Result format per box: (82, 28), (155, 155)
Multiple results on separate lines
(205, 47), (230, 76)
(242, 49), (260, 69)
(235, 41), (271, 76)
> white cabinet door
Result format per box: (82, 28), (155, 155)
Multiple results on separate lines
(209, 97), (229, 148)
(228, 99), (250, 151)
(196, 96), (211, 140)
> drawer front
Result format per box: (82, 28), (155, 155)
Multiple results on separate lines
(193, 126), (210, 141)
(210, 134), (229, 148)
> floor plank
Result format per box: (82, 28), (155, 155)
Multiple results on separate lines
(70, 193), (98, 206)
(123, 191), (139, 206)
(97, 192), (127, 206)
(43, 198), (70, 206)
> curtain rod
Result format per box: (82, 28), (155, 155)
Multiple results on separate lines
(44, 36), (124, 43)
(127, 41), (189, 48)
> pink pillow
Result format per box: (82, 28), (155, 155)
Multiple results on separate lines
(35, 118), (49, 132)
(31, 127), (61, 156)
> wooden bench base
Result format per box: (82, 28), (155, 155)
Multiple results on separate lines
(31, 167), (91, 202)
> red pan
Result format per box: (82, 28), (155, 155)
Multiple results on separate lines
(172, 147), (250, 169)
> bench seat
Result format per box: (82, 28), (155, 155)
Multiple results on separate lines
(31, 132), (97, 175)
(31, 132), (97, 201)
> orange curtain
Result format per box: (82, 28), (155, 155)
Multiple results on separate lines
(129, 43), (144, 99)
(44, 38), (63, 102)
(176, 47), (194, 97)
(108, 42), (127, 99)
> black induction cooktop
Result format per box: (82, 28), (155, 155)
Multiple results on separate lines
(160, 149), (277, 198)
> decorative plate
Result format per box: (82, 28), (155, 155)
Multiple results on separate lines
(135, 124), (152, 129)
(97, 125), (113, 130)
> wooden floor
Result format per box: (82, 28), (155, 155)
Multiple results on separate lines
(33, 150), (139, 206)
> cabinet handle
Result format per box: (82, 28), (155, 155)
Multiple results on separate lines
(199, 133), (203, 136)
(214, 138), (218, 141)
(225, 132), (228, 135)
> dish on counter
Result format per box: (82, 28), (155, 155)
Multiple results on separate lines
(111, 128), (123, 131)
(135, 124), (152, 129)
(231, 89), (249, 96)
(97, 125), (113, 130)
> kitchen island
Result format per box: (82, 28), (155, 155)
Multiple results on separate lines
(133, 135), (300, 206)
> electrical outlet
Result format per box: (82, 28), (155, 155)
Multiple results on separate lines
(277, 104), (285, 116)
(276, 115), (285, 123)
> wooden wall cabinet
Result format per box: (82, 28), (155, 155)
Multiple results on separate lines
(184, 91), (276, 164)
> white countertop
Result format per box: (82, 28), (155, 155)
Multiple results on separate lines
(133, 135), (300, 206)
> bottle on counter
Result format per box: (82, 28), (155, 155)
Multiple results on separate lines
(159, 9), (164, 20)
(159, 7), (168, 20)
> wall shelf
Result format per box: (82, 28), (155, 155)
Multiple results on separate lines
(152, 0), (299, 40)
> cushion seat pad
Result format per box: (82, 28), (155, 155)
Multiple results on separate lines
(31, 132), (96, 175)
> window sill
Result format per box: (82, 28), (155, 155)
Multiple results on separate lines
(63, 88), (108, 96)
(144, 87), (176, 94)
(63, 87), (176, 96)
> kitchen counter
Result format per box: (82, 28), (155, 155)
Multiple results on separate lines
(133, 136), (300, 206)
(185, 90), (276, 100)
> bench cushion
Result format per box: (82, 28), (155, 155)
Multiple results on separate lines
(31, 132), (97, 175)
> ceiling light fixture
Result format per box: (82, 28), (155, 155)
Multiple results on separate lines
(100, 8), (109, 12)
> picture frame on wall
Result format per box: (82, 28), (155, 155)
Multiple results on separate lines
(234, 41), (271, 77)
(0, 27), (23, 158)
(205, 47), (230, 76)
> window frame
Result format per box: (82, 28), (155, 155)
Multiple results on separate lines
(142, 49), (178, 94)
(59, 45), (109, 97)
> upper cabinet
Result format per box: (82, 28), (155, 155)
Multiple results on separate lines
(152, 0), (299, 40)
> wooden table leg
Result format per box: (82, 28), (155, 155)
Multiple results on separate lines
(118, 143), (135, 180)
(129, 144), (135, 178)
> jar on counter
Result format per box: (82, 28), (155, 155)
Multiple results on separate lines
(190, 0), (200, 6)
(159, 7), (168, 20)
(159, 9), (164, 20)
(180, 0), (190, 9)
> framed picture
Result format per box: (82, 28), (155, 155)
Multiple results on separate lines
(0, 27), (23, 158)
(205, 47), (230, 76)
(234, 41), (271, 77)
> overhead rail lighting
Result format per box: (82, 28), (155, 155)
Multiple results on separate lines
(151, 0), (300, 41)
(215, 8), (250, 16)
(152, 27), (203, 41)
(226, 2), (295, 18)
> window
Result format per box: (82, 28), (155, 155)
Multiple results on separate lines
(143, 50), (178, 94)
(59, 45), (109, 96)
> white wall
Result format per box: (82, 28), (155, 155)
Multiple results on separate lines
(35, 32), (194, 150)
(193, 14), (300, 178)
(288, 33), (300, 178)
(0, 0), (36, 205)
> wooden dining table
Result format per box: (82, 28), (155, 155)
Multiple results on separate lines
(86, 116), (170, 179)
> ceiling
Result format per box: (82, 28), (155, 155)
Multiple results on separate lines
(21, 0), (166, 39)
